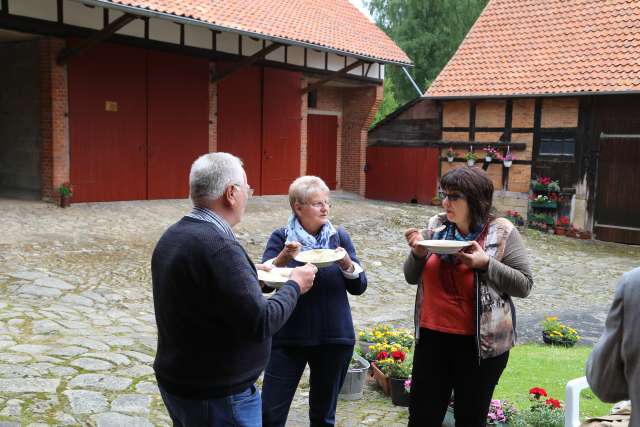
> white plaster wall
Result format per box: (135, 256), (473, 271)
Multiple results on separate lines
(149, 17), (180, 44)
(242, 36), (262, 56)
(110, 9), (145, 38)
(9, 0), (57, 22)
(63, 0), (103, 29)
(327, 53), (344, 71)
(265, 41), (285, 62)
(217, 31), (239, 54)
(307, 49), (325, 69)
(185, 24), (212, 50)
(287, 45), (305, 66)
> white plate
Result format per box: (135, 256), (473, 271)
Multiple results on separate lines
(416, 240), (471, 254)
(294, 248), (345, 268)
(257, 267), (293, 288)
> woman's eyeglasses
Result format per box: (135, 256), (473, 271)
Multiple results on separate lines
(443, 193), (465, 202)
(307, 200), (332, 209)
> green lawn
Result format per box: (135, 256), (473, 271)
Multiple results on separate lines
(493, 344), (611, 419)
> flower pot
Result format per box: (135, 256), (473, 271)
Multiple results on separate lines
(547, 228), (555, 235)
(59, 195), (71, 208)
(542, 331), (576, 348)
(358, 340), (374, 356)
(579, 231), (592, 240)
(431, 197), (442, 206)
(503, 160), (512, 168)
(555, 227), (566, 236)
(442, 406), (456, 427)
(371, 362), (390, 396)
(339, 355), (370, 401)
(485, 156), (493, 163)
(466, 159), (476, 167)
(389, 377), (410, 407)
(567, 229), (578, 238)
(447, 156), (454, 163)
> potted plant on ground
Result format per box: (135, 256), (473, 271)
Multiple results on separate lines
(509, 387), (564, 427)
(555, 216), (570, 235)
(502, 152), (516, 168)
(446, 147), (456, 163)
(541, 316), (580, 347)
(465, 150), (477, 166)
(58, 182), (73, 208)
(445, 398), (517, 426)
(379, 351), (412, 407)
(338, 350), (370, 401)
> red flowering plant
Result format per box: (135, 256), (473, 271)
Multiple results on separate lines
(510, 387), (564, 426)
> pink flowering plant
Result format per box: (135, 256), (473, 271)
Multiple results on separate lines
(487, 399), (517, 425)
(484, 147), (502, 160)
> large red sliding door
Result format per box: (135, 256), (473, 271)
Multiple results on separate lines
(262, 68), (301, 194)
(217, 66), (263, 194)
(147, 51), (209, 199)
(307, 114), (337, 189)
(69, 43), (147, 202)
(366, 146), (439, 204)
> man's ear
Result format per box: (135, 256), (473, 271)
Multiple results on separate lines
(222, 185), (235, 207)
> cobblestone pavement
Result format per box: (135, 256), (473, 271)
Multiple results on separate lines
(0, 194), (638, 426)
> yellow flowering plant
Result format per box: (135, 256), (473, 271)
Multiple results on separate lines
(541, 316), (580, 346)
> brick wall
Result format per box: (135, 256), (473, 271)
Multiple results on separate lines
(342, 84), (382, 195)
(39, 37), (69, 203)
(541, 98), (578, 128)
(442, 101), (469, 127)
(512, 99), (535, 128)
(476, 100), (506, 128)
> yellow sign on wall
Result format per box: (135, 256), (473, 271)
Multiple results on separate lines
(105, 101), (118, 112)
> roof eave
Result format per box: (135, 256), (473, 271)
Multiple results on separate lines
(77, 0), (413, 66)
(423, 89), (640, 100)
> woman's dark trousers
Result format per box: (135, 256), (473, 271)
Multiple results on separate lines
(262, 344), (353, 427)
(409, 328), (509, 427)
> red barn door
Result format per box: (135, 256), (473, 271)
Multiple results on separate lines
(261, 68), (301, 194)
(217, 65), (263, 194)
(147, 51), (209, 199)
(307, 114), (337, 189)
(366, 146), (439, 204)
(68, 43), (147, 202)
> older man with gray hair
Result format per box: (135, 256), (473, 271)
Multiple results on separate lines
(151, 152), (316, 426)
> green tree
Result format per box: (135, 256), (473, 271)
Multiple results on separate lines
(368, 0), (488, 113)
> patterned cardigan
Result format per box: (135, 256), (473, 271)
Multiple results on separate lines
(403, 213), (534, 360)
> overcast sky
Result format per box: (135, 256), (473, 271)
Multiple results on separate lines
(348, 0), (374, 22)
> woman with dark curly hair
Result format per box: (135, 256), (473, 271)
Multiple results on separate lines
(403, 166), (533, 427)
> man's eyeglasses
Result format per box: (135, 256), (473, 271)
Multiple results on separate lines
(233, 184), (254, 197)
(443, 192), (465, 202)
(306, 200), (332, 209)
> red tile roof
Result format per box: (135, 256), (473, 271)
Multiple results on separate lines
(426, 0), (640, 97)
(91, 0), (411, 65)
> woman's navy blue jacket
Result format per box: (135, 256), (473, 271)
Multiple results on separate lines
(262, 227), (367, 346)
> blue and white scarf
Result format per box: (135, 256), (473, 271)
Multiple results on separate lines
(285, 215), (336, 250)
(433, 221), (484, 263)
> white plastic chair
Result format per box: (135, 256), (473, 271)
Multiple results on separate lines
(565, 376), (590, 427)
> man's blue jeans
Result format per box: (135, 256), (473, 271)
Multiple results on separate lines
(159, 384), (262, 427)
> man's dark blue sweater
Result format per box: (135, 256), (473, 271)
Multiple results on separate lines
(151, 216), (300, 399)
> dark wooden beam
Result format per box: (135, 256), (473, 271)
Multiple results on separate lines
(57, 13), (138, 64)
(1, 0), (7, 15)
(210, 42), (282, 83)
(302, 60), (364, 94)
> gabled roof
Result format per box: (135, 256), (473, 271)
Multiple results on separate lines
(426, 0), (640, 98)
(82, 0), (412, 65)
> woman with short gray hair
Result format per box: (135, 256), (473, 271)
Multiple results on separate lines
(260, 175), (367, 427)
